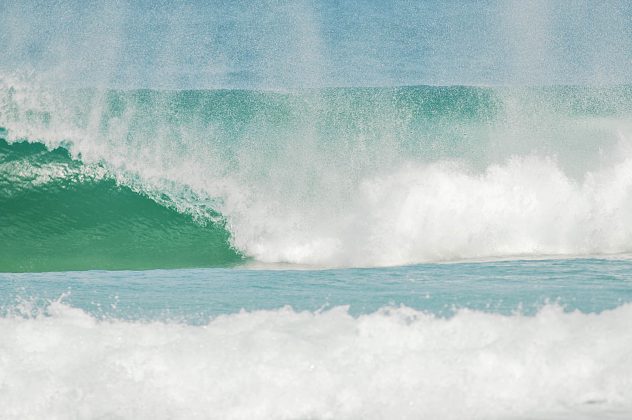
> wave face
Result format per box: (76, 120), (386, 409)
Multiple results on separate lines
(0, 139), (241, 271)
(2, 78), (632, 269)
(2, 301), (632, 419)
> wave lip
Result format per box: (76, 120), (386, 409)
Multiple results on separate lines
(2, 84), (632, 269)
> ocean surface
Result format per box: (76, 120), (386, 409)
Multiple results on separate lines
(2, 82), (632, 418)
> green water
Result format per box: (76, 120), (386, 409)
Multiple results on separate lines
(0, 139), (242, 272)
(2, 85), (632, 271)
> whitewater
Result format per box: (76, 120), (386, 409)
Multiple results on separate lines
(2, 301), (632, 419)
(2, 81), (632, 270)
(1, 259), (632, 420)
(2, 76), (632, 419)
(3, 1), (632, 418)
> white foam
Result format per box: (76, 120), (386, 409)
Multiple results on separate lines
(227, 153), (632, 266)
(3, 79), (632, 266)
(1, 302), (632, 419)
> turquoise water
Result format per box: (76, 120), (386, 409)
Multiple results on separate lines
(3, 0), (632, 417)
(2, 259), (632, 322)
(2, 82), (632, 419)
(3, 85), (632, 271)
(2, 259), (632, 419)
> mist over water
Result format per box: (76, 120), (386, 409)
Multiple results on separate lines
(3, 3), (632, 419)
(2, 85), (632, 269)
(1, 1), (632, 269)
(2, 0), (632, 88)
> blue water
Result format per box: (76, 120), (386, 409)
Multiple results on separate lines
(3, 1), (632, 87)
(3, 258), (632, 419)
(3, 1), (632, 418)
(3, 258), (631, 323)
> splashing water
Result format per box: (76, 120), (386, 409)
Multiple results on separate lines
(2, 82), (632, 269)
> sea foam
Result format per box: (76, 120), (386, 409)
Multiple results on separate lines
(2, 80), (632, 268)
(228, 151), (632, 266)
(1, 302), (632, 419)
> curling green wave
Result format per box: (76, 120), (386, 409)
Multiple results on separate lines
(0, 139), (242, 272)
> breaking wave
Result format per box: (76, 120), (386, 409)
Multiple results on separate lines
(2, 79), (632, 270)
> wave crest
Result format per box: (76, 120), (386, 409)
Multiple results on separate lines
(2, 82), (632, 268)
